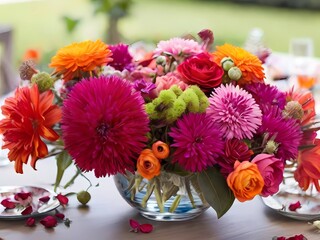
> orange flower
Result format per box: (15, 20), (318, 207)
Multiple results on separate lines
(23, 48), (41, 63)
(294, 139), (320, 192)
(49, 40), (113, 82)
(212, 43), (265, 85)
(151, 141), (169, 159)
(227, 161), (264, 202)
(0, 85), (61, 173)
(137, 149), (161, 180)
(286, 88), (315, 126)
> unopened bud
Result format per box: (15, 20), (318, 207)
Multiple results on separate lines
(156, 55), (167, 66)
(221, 57), (234, 71)
(19, 60), (38, 80)
(31, 72), (54, 92)
(228, 66), (242, 81)
(264, 140), (279, 154)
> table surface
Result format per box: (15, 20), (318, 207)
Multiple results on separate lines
(0, 159), (319, 240)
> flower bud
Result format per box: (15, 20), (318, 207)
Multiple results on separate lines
(282, 101), (304, 120)
(19, 60), (38, 80)
(156, 55), (166, 66)
(31, 72), (55, 92)
(263, 140), (279, 154)
(77, 191), (91, 205)
(227, 66), (242, 81)
(221, 57), (234, 71)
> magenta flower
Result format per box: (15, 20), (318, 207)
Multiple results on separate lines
(169, 113), (224, 172)
(258, 107), (302, 161)
(207, 84), (262, 140)
(251, 154), (284, 197)
(109, 43), (134, 71)
(62, 75), (149, 177)
(153, 37), (202, 59)
(218, 139), (253, 176)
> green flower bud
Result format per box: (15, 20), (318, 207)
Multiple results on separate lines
(156, 55), (167, 66)
(282, 101), (304, 120)
(227, 66), (242, 81)
(264, 140), (279, 154)
(77, 190), (91, 205)
(221, 57), (234, 71)
(31, 72), (54, 92)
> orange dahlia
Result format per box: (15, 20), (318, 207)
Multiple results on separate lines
(49, 40), (112, 82)
(212, 43), (265, 85)
(294, 139), (320, 192)
(0, 85), (61, 173)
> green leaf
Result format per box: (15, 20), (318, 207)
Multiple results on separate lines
(54, 151), (73, 192)
(62, 16), (80, 34)
(197, 167), (235, 218)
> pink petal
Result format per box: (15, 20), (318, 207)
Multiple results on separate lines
(40, 216), (58, 228)
(14, 192), (32, 201)
(39, 196), (50, 203)
(55, 213), (65, 220)
(25, 217), (36, 227)
(288, 201), (301, 211)
(21, 206), (33, 215)
(129, 219), (140, 230)
(56, 194), (69, 206)
(139, 223), (153, 233)
(1, 199), (16, 209)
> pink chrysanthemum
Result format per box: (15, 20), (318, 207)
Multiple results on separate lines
(153, 37), (202, 59)
(61, 76), (149, 177)
(207, 84), (262, 140)
(169, 113), (224, 172)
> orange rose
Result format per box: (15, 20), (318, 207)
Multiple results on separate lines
(137, 149), (161, 180)
(227, 161), (264, 202)
(152, 141), (170, 159)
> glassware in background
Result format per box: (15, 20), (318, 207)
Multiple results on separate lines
(0, 138), (10, 167)
(289, 38), (316, 90)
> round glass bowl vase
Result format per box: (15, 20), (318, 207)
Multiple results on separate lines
(114, 172), (209, 221)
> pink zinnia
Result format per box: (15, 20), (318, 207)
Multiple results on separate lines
(154, 72), (188, 94)
(153, 37), (202, 59)
(61, 76), (149, 177)
(169, 113), (224, 172)
(207, 84), (262, 140)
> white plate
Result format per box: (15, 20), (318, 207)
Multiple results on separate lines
(0, 186), (60, 219)
(261, 188), (320, 221)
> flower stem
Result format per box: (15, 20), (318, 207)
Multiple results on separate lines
(63, 168), (81, 189)
(169, 195), (181, 213)
(154, 178), (164, 212)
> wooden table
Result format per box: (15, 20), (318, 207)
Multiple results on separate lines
(0, 158), (319, 240)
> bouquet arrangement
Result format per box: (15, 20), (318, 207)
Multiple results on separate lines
(1, 29), (320, 218)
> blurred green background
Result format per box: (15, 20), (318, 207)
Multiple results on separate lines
(0, 0), (320, 67)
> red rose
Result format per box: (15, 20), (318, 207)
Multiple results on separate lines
(40, 216), (58, 228)
(177, 52), (224, 91)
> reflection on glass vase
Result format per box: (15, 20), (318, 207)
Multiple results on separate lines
(114, 171), (209, 221)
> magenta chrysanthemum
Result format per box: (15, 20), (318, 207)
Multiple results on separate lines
(153, 37), (202, 59)
(207, 84), (262, 140)
(61, 75), (149, 177)
(258, 106), (302, 161)
(169, 113), (224, 172)
(109, 43), (134, 71)
(244, 82), (286, 113)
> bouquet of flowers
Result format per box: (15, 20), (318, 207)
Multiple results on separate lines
(1, 29), (320, 218)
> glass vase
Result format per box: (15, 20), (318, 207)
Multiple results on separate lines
(114, 171), (209, 221)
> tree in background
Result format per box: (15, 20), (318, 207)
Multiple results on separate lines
(90, 0), (133, 43)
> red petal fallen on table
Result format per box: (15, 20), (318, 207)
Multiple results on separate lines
(21, 206), (33, 215)
(40, 216), (57, 228)
(14, 192), (32, 201)
(288, 201), (301, 211)
(129, 219), (140, 230)
(55, 213), (65, 220)
(139, 224), (153, 233)
(1, 199), (16, 209)
(25, 217), (36, 227)
(275, 234), (306, 240)
(39, 196), (50, 203)
(55, 194), (69, 206)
